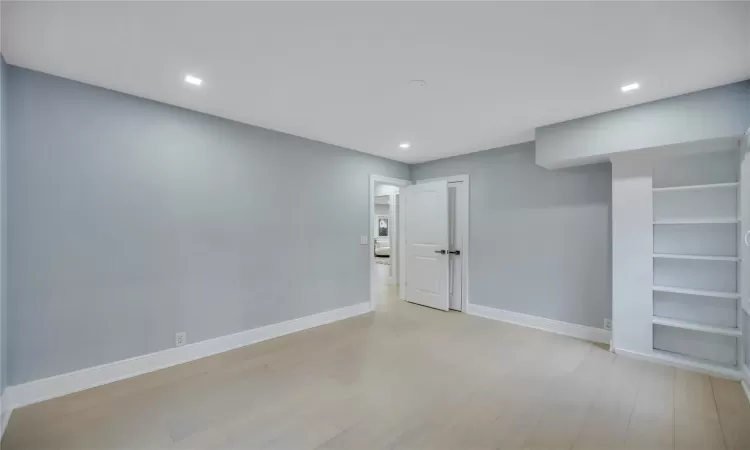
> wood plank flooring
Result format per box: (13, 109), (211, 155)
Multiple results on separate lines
(3, 277), (750, 449)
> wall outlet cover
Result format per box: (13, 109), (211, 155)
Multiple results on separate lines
(604, 319), (612, 331)
(175, 332), (187, 347)
(360, 235), (368, 245)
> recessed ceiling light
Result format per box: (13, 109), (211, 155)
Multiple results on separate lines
(184, 74), (203, 86)
(399, 142), (411, 149)
(621, 82), (639, 92)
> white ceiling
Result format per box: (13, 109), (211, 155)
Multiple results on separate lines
(3, 1), (749, 163)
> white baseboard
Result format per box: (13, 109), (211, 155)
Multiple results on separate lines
(467, 304), (611, 344)
(3, 302), (371, 412)
(0, 392), (7, 439)
(742, 364), (750, 405)
(614, 348), (743, 381)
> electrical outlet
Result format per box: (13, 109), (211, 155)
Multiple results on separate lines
(360, 235), (368, 245)
(175, 332), (187, 347)
(604, 319), (612, 331)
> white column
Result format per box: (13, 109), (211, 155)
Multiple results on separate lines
(612, 156), (654, 354)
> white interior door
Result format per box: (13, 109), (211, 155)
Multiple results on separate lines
(404, 180), (450, 311)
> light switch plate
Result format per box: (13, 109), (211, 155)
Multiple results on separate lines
(360, 235), (368, 245)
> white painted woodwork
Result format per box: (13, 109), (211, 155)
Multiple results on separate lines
(653, 286), (740, 300)
(653, 253), (740, 261)
(404, 180), (450, 311)
(613, 145), (745, 377)
(448, 182), (466, 311)
(611, 157), (653, 354)
(652, 317), (741, 337)
(652, 182), (739, 192)
(649, 148), (741, 370)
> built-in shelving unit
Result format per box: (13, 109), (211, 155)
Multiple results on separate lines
(652, 150), (741, 369)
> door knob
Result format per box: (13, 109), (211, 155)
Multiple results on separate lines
(434, 250), (446, 254)
(449, 250), (461, 255)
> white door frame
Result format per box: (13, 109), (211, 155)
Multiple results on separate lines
(416, 174), (470, 313)
(370, 175), (412, 310)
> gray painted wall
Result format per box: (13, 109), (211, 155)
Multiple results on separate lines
(0, 57), (7, 391)
(7, 66), (409, 385)
(536, 81), (750, 169)
(411, 142), (612, 329)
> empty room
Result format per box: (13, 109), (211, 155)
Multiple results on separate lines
(0, 1), (749, 449)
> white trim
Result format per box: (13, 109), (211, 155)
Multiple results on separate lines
(416, 175), (470, 312)
(652, 182), (739, 192)
(467, 304), (610, 344)
(652, 316), (742, 337)
(652, 253), (740, 262)
(369, 175), (411, 310)
(653, 218), (739, 225)
(614, 348), (742, 380)
(0, 393), (7, 439)
(399, 191), (407, 300)
(742, 364), (750, 405)
(3, 302), (371, 411)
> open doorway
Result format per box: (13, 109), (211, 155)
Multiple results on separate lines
(369, 175), (411, 310)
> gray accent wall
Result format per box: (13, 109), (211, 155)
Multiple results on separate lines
(1, 57), (7, 391)
(411, 142), (612, 330)
(536, 81), (750, 169)
(7, 66), (409, 385)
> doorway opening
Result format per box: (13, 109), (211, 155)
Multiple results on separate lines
(369, 176), (411, 310)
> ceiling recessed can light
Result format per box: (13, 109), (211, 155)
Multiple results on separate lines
(184, 74), (203, 86)
(399, 142), (411, 149)
(621, 82), (639, 92)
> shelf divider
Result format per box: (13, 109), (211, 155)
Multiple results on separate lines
(652, 182), (738, 192)
(652, 253), (740, 262)
(652, 316), (741, 337)
(653, 218), (738, 225)
(652, 285), (740, 299)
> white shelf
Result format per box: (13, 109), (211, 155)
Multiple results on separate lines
(653, 285), (740, 299)
(653, 316), (741, 337)
(653, 218), (738, 225)
(653, 182), (738, 192)
(653, 253), (740, 262)
(649, 349), (740, 378)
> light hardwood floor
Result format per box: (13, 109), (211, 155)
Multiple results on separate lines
(3, 270), (750, 449)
